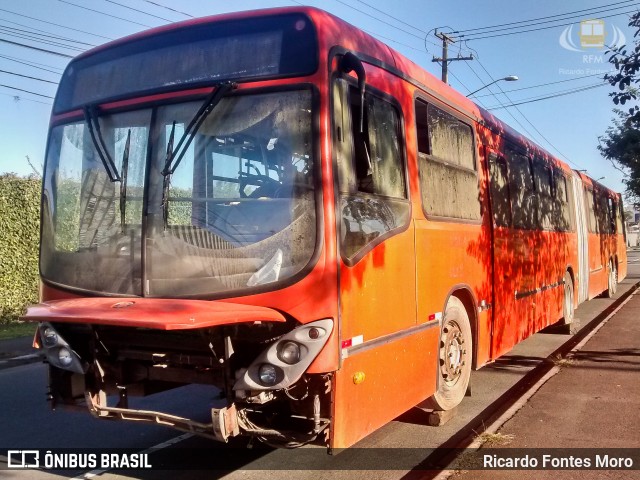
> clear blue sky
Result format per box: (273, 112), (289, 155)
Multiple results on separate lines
(0, 0), (636, 199)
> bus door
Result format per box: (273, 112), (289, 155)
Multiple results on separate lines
(330, 73), (421, 448)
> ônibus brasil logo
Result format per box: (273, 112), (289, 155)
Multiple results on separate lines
(559, 19), (626, 53)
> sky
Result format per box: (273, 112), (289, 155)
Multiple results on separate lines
(0, 0), (637, 200)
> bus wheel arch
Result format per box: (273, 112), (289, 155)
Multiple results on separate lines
(426, 292), (474, 411)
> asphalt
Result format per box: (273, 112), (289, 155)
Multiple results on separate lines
(451, 287), (640, 479)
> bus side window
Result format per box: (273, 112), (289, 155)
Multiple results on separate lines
(609, 197), (618, 234)
(488, 153), (512, 227)
(553, 170), (572, 232)
(532, 160), (553, 230)
(416, 99), (481, 221)
(585, 187), (598, 233)
(506, 148), (537, 230)
(596, 192), (612, 234)
(333, 78), (410, 262)
(618, 200), (626, 241)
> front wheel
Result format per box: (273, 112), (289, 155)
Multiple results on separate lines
(425, 296), (472, 411)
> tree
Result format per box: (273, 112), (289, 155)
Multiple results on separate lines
(599, 12), (640, 203)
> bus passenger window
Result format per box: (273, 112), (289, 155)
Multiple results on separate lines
(507, 149), (537, 230)
(416, 100), (480, 221)
(585, 188), (598, 233)
(597, 193), (612, 234)
(533, 160), (553, 230)
(333, 79), (410, 262)
(553, 170), (573, 231)
(488, 153), (512, 227)
(609, 197), (618, 233)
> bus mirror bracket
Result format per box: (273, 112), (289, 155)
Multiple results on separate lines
(339, 52), (366, 132)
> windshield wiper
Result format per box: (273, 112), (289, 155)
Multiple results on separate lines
(84, 105), (121, 183)
(120, 129), (131, 234)
(161, 81), (236, 227)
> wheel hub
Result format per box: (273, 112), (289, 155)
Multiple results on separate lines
(439, 321), (466, 386)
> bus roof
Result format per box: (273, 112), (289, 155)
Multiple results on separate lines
(72, 6), (598, 187)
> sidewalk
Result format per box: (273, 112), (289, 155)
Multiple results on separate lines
(453, 289), (640, 479)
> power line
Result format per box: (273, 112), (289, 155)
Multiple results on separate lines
(0, 91), (52, 105)
(0, 84), (54, 98)
(0, 54), (64, 74)
(141, 0), (194, 18)
(333, 0), (426, 42)
(454, 0), (637, 34)
(357, 0), (427, 34)
(0, 20), (96, 47)
(57, 0), (153, 28)
(0, 38), (74, 58)
(363, 29), (426, 53)
(103, 0), (174, 23)
(464, 61), (545, 150)
(474, 57), (583, 168)
(462, 4), (637, 40)
(0, 7), (114, 41)
(473, 72), (608, 99)
(0, 22), (96, 48)
(0, 69), (58, 84)
(461, 9), (638, 41)
(485, 83), (607, 109)
(0, 27), (86, 52)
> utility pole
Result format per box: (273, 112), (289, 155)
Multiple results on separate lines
(432, 30), (473, 84)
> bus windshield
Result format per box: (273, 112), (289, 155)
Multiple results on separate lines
(41, 89), (317, 297)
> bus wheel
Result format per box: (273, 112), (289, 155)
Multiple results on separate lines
(559, 272), (575, 334)
(427, 296), (472, 411)
(605, 260), (617, 298)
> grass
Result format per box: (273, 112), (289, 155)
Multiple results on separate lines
(475, 431), (515, 447)
(551, 353), (575, 368)
(0, 322), (36, 341)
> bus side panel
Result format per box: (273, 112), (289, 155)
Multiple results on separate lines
(414, 220), (492, 363)
(587, 232), (607, 298)
(533, 230), (575, 331)
(330, 326), (438, 449)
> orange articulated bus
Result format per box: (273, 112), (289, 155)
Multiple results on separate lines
(25, 7), (626, 450)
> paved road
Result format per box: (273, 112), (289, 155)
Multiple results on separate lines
(1, 251), (639, 479)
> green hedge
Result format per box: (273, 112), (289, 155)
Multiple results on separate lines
(0, 174), (41, 324)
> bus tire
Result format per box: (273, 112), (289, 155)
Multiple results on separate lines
(559, 272), (575, 334)
(426, 296), (472, 411)
(605, 259), (617, 298)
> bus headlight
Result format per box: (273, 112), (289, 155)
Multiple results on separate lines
(277, 341), (301, 365)
(38, 323), (87, 374)
(234, 319), (333, 392)
(42, 327), (58, 347)
(58, 347), (73, 367)
(258, 364), (278, 386)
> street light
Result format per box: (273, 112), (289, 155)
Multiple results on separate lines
(466, 75), (519, 97)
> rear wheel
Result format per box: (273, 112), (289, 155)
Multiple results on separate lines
(426, 296), (472, 411)
(605, 260), (617, 298)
